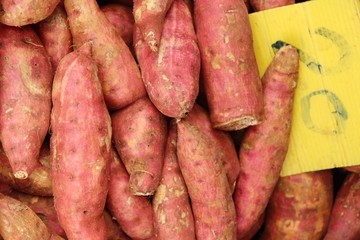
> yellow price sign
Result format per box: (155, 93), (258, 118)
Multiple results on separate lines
(249, 0), (360, 176)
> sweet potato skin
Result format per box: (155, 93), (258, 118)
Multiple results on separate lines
(5, 191), (66, 238)
(0, 143), (53, 196)
(194, 0), (263, 131)
(51, 43), (112, 240)
(134, 0), (200, 119)
(0, 24), (52, 179)
(176, 104), (237, 240)
(344, 165), (360, 174)
(106, 148), (155, 239)
(324, 173), (360, 240)
(103, 210), (132, 240)
(0, 193), (53, 240)
(112, 97), (167, 196)
(260, 170), (333, 240)
(36, 5), (73, 70)
(64, 0), (146, 110)
(153, 121), (195, 240)
(234, 45), (299, 238)
(101, 4), (134, 47)
(0, 0), (60, 26)
(250, 0), (295, 11)
(133, 0), (175, 52)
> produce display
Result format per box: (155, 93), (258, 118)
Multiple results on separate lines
(0, 0), (358, 239)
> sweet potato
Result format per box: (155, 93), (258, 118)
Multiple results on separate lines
(250, 0), (295, 11)
(111, 97), (167, 196)
(5, 191), (66, 238)
(0, 0), (60, 26)
(324, 173), (360, 240)
(51, 43), (112, 240)
(35, 5), (72, 70)
(101, 4), (134, 47)
(344, 165), (360, 174)
(241, 212), (265, 240)
(176, 104), (236, 240)
(194, 0), (264, 131)
(0, 193), (62, 240)
(134, 0), (200, 119)
(260, 170), (333, 240)
(64, 0), (146, 110)
(0, 143), (53, 196)
(0, 24), (52, 179)
(133, 0), (175, 52)
(234, 45), (299, 238)
(103, 210), (131, 240)
(153, 121), (195, 240)
(106, 148), (155, 239)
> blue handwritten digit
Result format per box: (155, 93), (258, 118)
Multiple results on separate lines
(272, 27), (351, 75)
(301, 90), (347, 135)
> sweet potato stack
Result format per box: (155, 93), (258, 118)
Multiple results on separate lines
(0, 0), (355, 239)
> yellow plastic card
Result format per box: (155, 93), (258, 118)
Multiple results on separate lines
(249, 0), (360, 176)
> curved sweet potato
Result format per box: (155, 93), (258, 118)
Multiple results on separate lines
(111, 97), (167, 196)
(153, 121), (195, 240)
(134, 0), (200, 119)
(51, 43), (112, 240)
(0, 24), (52, 179)
(324, 173), (360, 240)
(234, 45), (299, 238)
(64, 0), (146, 110)
(0, 193), (62, 240)
(36, 5), (73, 70)
(260, 170), (333, 240)
(176, 104), (237, 240)
(5, 191), (65, 238)
(106, 148), (155, 239)
(0, 0), (60, 26)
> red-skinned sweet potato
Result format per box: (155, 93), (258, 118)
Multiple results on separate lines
(324, 173), (360, 240)
(5, 191), (66, 238)
(0, 193), (63, 240)
(0, 0), (60, 26)
(64, 0), (146, 110)
(112, 97), (167, 196)
(133, 0), (175, 52)
(35, 5), (72, 70)
(0, 24), (52, 179)
(194, 0), (264, 131)
(106, 148), (155, 239)
(0, 143), (53, 196)
(250, 0), (295, 11)
(191, 106), (240, 191)
(153, 121), (195, 240)
(176, 104), (236, 240)
(260, 170), (333, 240)
(101, 4), (134, 47)
(134, 0), (200, 119)
(103, 210), (131, 240)
(51, 43), (112, 240)
(344, 165), (360, 174)
(234, 45), (299, 238)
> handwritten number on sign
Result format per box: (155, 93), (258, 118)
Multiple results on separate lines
(272, 27), (351, 135)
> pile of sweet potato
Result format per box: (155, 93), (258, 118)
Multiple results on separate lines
(0, 0), (358, 239)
